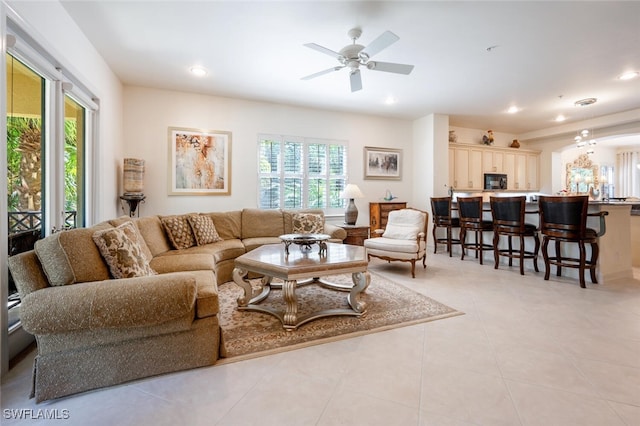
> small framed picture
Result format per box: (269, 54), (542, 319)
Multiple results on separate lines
(364, 146), (402, 180)
(168, 127), (232, 195)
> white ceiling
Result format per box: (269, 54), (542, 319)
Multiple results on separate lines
(60, 1), (640, 136)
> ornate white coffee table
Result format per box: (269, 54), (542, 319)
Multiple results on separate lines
(232, 242), (370, 330)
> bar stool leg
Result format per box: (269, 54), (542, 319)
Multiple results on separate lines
(555, 240), (562, 277)
(432, 226), (438, 254)
(533, 234), (540, 272)
(508, 236), (513, 266)
(578, 241), (587, 288)
(519, 235), (525, 275)
(460, 228), (466, 261)
(493, 231), (500, 269)
(543, 236), (551, 281)
(589, 241), (599, 284)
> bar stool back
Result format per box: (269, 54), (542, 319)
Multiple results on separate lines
(490, 196), (540, 275)
(430, 197), (461, 256)
(457, 196), (493, 264)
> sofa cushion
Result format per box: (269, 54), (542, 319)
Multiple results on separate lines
(161, 215), (197, 249)
(241, 208), (284, 239)
(92, 222), (157, 279)
(283, 209), (325, 234)
(242, 237), (282, 252)
(292, 212), (324, 234)
(188, 214), (222, 245)
(108, 216), (153, 261)
(207, 211), (242, 240)
(135, 216), (171, 256)
(34, 223), (113, 286)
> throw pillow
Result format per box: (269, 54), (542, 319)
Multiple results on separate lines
(188, 214), (223, 245)
(92, 222), (157, 279)
(292, 213), (324, 234)
(161, 215), (196, 249)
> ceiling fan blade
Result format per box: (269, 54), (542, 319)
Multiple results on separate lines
(367, 61), (414, 75)
(304, 43), (343, 60)
(301, 66), (343, 80)
(350, 70), (362, 92)
(360, 30), (399, 59)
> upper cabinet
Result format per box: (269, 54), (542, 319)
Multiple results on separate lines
(449, 143), (540, 191)
(450, 145), (484, 190)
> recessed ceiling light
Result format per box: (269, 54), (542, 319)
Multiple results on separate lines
(555, 114), (566, 122)
(384, 96), (397, 105)
(507, 106), (519, 114)
(190, 66), (208, 77)
(619, 71), (639, 80)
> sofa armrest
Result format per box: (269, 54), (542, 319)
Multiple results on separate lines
(20, 273), (198, 335)
(324, 223), (347, 241)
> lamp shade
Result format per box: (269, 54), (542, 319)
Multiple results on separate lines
(340, 184), (364, 199)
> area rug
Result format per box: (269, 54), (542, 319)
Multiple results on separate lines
(217, 272), (463, 363)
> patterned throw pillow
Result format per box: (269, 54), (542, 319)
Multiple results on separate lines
(292, 213), (324, 234)
(188, 214), (223, 245)
(92, 222), (157, 279)
(161, 215), (196, 250)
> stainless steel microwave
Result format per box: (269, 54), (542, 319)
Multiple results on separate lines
(484, 173), (507, 190)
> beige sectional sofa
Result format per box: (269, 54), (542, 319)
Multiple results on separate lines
(8, 208), (345, 402)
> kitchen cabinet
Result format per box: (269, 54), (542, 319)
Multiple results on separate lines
(482, 150), (504, 173)
(450, 145), (483, 190)
(526, 153), (539, 190)
(450, 143), (540, 191)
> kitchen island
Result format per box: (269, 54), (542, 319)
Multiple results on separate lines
(448, 196), (637, 284)
(588, 202), (634, 283)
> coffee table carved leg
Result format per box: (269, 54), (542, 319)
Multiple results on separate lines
(232, 267), (252, 306)
(282, 279), (298, 330)
(233, 267), (274, 306)
(348, 271), (370, 313)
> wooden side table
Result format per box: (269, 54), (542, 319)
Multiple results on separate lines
(338, 224), (370, 246)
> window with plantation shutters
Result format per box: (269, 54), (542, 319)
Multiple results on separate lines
(258, 135), (348, 212)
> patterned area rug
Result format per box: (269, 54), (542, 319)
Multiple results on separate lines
(217, 272), (462, 363)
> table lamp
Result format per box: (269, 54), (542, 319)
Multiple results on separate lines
(340, 184), (365, 225)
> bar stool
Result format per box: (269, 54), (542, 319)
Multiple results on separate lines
(458, 196), (493, 264)
(490, 196), (540, 275)
(538, 195), (608, 288)
(430, 197), (461, 257)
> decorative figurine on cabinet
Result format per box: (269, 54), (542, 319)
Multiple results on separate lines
(482, 129), (494, 145)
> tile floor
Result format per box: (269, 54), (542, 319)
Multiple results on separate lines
(2, 253), (639, 426)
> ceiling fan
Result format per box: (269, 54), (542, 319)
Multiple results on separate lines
(302, 28), (414, 92)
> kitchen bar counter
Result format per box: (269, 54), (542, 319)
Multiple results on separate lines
(448, 198), (637, 283)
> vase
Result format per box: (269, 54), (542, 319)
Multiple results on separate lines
(123, 158), (145, 194)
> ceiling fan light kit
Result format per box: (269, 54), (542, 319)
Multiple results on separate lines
(302, 28), (414, 92)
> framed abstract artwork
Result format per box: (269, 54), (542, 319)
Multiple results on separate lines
(168, 127), (232, 195)
(364, 146), (402, 180)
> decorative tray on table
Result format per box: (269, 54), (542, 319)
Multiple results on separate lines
(279, 233), (330, 256)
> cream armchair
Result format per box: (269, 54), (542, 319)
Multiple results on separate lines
(363, 208), (429, 278)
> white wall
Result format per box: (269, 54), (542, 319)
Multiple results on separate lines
(123, 86), (413, 225)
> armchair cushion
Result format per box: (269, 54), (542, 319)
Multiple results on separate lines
(382, 209), (427, 240)
(363, 237), (422, 253)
